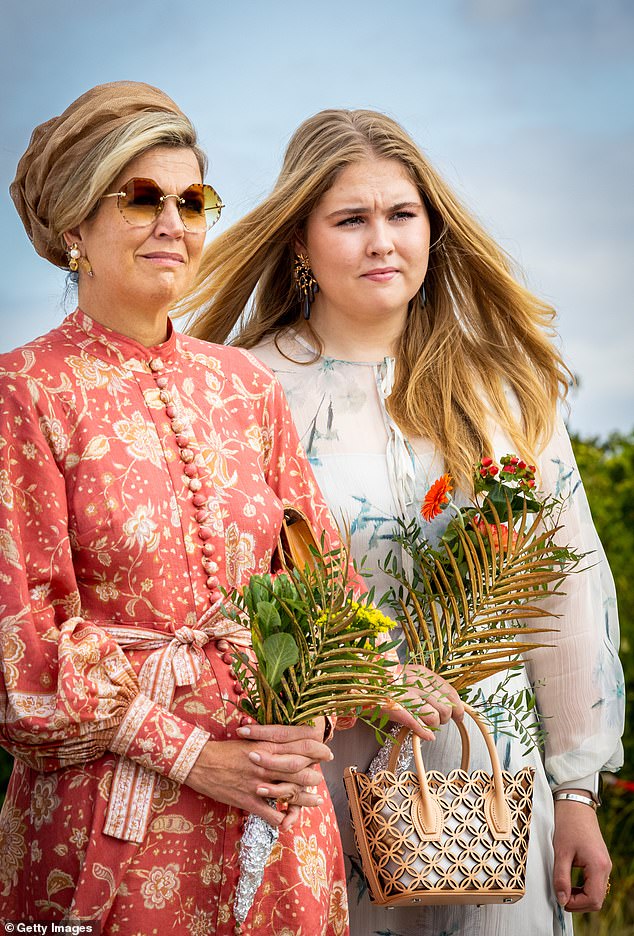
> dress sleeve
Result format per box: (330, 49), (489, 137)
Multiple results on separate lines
(524, 414), (625, 786)
(0, 377), (208, 778)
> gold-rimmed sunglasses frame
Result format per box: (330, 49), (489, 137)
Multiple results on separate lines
(101, 179), (224, 232)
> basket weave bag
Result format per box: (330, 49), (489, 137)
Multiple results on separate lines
(343, 703), (535, 907)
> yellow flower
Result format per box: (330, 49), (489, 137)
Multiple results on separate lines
(350, 601), (393, 635)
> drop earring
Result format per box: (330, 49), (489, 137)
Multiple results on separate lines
(67, 243), (81, 272)
(293, 253), (319, 320)
(66, 243), (93, 277)
(419, 280), (427, 307)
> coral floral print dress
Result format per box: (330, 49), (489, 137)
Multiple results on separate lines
(0, 309), (348, 936)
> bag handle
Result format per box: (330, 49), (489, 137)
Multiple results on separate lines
(388, 702), (512, 839)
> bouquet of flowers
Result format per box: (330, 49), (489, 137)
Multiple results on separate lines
(384, 454), (584, 700)
(224, 541), (414, 932)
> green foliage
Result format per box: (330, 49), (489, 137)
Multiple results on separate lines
(571, 431), (634, 772)
(466, 669), (547, 754)
(571, 431), (634, 933)
(385, 491), (581, 691)
(226, 554), (406, 729)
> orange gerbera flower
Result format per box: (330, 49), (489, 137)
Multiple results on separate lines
(421, 474), (453, 521)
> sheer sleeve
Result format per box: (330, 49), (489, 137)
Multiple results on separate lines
(523, 414), (625, 786)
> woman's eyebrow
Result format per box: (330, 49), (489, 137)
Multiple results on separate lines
(326, 201), (421, 219)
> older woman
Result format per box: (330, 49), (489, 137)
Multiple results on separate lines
(0, 83), (349, 934)
(186, 109), (624, 936)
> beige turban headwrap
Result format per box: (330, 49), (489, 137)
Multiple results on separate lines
(10, 81), (186, 268)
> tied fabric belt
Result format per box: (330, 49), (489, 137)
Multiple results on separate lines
(102, 609), (251, 843)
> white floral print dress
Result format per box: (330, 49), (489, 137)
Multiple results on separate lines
(252, 329), (624, 936)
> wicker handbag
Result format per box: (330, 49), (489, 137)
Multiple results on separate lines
(343, 703), (535, 907)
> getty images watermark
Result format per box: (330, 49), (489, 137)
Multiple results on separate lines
(2, 924), (100, 934)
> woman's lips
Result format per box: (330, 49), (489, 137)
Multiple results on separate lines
(361, 267), (398, 282)
(141, 252), (185, 266)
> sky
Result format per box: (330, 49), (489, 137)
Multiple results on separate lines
(1, 0), (632, 437)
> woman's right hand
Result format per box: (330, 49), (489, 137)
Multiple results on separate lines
(184, 722), (332, 831)
(379, 665), (464, 740)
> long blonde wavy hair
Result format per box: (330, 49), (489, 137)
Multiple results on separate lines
(183, 109), (570, 487)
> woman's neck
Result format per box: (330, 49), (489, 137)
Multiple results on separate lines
(305, 301), (407, 362)
(77, 291), (170, 348)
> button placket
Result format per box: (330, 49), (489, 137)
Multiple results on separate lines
(148, 357), (222, 609)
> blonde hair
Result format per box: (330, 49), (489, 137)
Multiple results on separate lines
(51, 111), (206, 256)
(184, 109), (570, 487)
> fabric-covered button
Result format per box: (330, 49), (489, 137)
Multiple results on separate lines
(171, 419), (185, 433)
(188, 478), (202, 492)
(195, 509), (210, 524)
(198, 526), (213, 541)
(233, 681), (244, 695)
(165, 404), (177, 419)
(159, 390), (171, 404)
(206, 575), (219, 588)
(202, 542), (215, 556)
(175, 434), (190, 448)
(222, 652), (234, 665)
(155, 376), (169, 389)
(180, 449), (194, 464)
(149, 358), (164, 372)
(192, 493), (207, 507)
(184, 464), (198, 478)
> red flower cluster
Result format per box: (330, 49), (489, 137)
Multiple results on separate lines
(477, 455), (537, 493)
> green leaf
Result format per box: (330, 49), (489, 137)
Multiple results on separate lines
(262, 632), (300, 689)
(256, 600), (282, 637)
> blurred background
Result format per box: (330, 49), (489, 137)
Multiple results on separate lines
(1, 1), (632, 930)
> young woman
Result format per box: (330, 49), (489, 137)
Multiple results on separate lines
(185, 108), (624, 936)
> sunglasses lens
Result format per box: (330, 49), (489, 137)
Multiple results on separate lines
(114, 179), (223, 231)
(180, 183), (223, 231)
(118, 179), (162, 225)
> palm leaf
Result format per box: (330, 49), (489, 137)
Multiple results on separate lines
(386, 496), (583, 691)
(229, 544), (410, 728)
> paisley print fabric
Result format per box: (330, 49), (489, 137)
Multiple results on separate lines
(0, 309), (347, 934)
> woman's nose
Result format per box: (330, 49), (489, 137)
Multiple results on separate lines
(154, 196), (185, 237)
(366, 220), (394, 256)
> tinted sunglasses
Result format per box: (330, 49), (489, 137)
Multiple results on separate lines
(102, 178), (224, 232)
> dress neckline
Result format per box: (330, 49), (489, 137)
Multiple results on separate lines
(290, 330), (394, 369)
(68, 307), (178, 367)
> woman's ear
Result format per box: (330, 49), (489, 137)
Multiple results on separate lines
(293, 229), (307, 257)
(62, 227), (82, 249)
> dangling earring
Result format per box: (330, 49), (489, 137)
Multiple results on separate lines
(79, 256), (94, 277)
(293, 253), (319, 320)
(66, 243), (94, 277)
(419, 280), (427, 307)
(67, 243), (81, 272)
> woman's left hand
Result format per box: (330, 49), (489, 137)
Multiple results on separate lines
(553, 797), (612, 911)
(235, 719), (331, 831)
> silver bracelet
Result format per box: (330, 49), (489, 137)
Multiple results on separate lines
(553, 791), (598, 811)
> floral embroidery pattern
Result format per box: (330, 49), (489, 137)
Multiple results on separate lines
(0, 310), (347, 933)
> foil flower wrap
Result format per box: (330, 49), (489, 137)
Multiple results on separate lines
(367, 723), (414, 778)
(233, 805), (279, 933)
